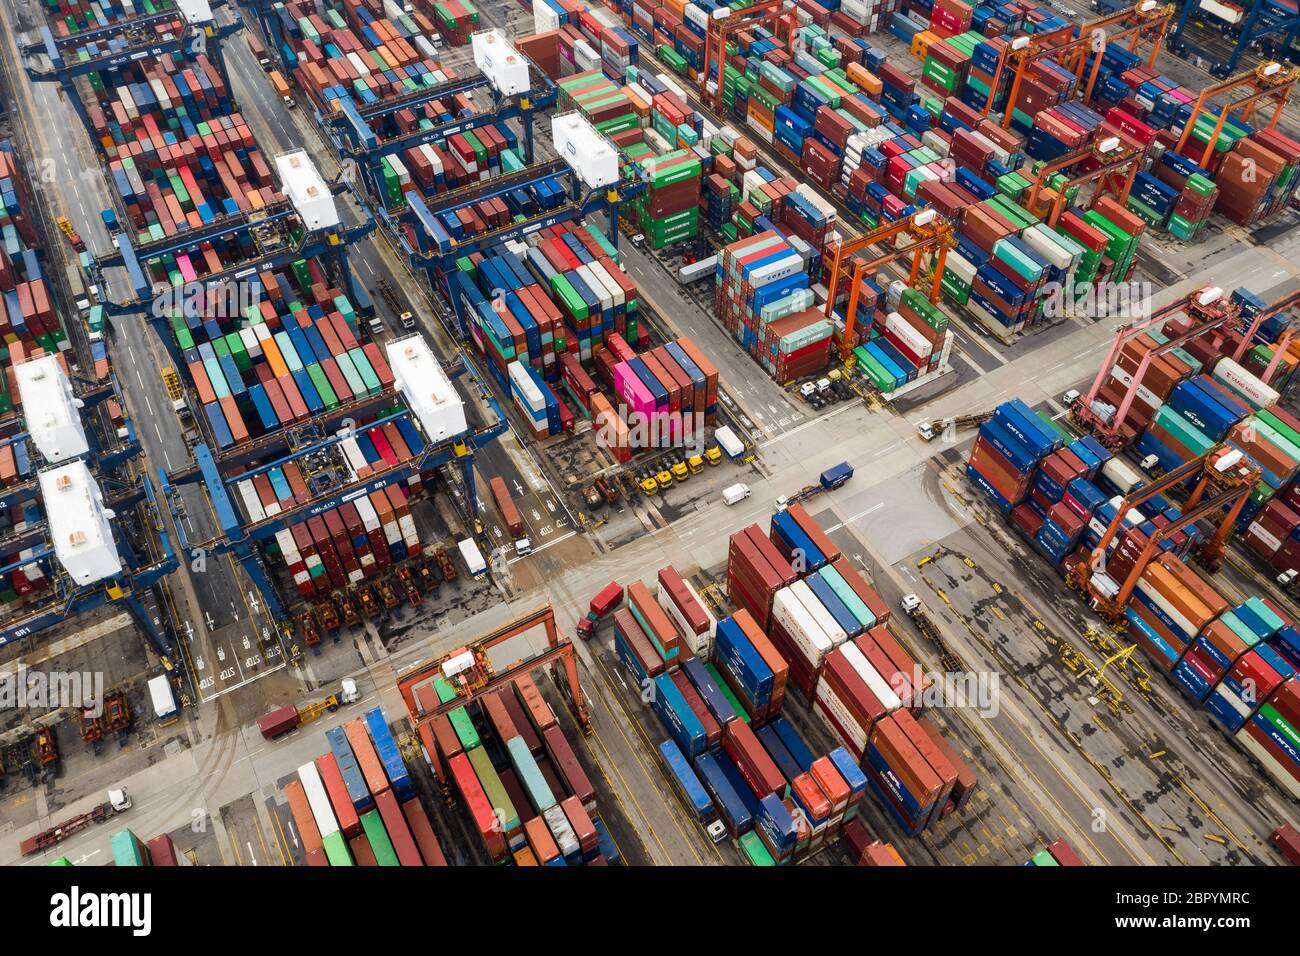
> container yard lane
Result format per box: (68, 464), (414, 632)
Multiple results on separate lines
(0, 0), (285, 701)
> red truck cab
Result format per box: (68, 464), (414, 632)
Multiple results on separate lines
(577, 581), (624, 640)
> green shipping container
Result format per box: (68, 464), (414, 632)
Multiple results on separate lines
(740, 831), (776, 865)
(706, 662), (750, 722)
(323, 831), (354, 866)
(361, 810), (400, 867)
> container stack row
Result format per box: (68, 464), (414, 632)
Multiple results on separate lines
(269, 483), (424, 598)
(174, 259), (398, 452)
(967, 400), (1300, 799)
(275, 0), (454, 115)
(411, 671), (609, 865)
(284, 707), (443, 866)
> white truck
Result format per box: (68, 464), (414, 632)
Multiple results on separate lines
(148, 675), (179, 725)
(458, 538), (488, 579)
(722, 482), (751, 505)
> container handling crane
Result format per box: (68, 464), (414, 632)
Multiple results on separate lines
(992, 2), (1176, 126)
(702, 0), (797, 113)
(1070, 285), (1239, 448)
(1071, 446), (1259, 623)
(1174, 61), (1300, 168)
(397, 605), (589, 790)
(1169, 0), (1300, 78)
(1022, 135), (1145, 227)
(822, 210), (955, 364)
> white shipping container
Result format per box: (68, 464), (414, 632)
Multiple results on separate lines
(839, 641), (902, 712)
(1212, 357), (1280, 409)
(1135, 575), (1197, 638)
(148, 675), (178, 721)
(773, 586), (833, 667)
(297, 762), (341, 840)
(239, 481), (266, 523)
(1235, 726), (1300, 799)
(1101, 456), (1143, 494)
(790, 580), (846, 647)
(944, 249), (977, 284)
(1021, 224), (1074, 271)
(459, 538), (488, 577)
(885, 311), (934, 360)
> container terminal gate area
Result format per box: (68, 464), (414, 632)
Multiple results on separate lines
(0, 0), (1296, 928)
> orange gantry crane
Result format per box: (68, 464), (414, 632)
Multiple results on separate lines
(1175, 61), (1300, 169)
(822, 210), (955, 363)
(1022, 135), (1145, 226)
(702, 0), (795, 112)
(395, 604), (589, 789)
(992, 1), (1175, 126)
(1074, 447), (1259, 622)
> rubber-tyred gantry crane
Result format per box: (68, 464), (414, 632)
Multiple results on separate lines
(1231, 288), (1300, 384)
(995, 1), (1175, 127)
(1076, 446), (1259, 622)
(1175, 61), (1300, 168)
(822, 210), (954, 363)
(1022, 135), (1145, 226)
(396, 605), (589, 787)
(702, 0), (795, 113)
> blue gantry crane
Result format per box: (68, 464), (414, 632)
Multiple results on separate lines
(323, 63), (559, 213)
(0, 365), (179, 654)
(21, 0), (241, 135)
(1170, 0), (1300, 76)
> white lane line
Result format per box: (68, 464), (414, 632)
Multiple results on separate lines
(823, 501), (885, 534)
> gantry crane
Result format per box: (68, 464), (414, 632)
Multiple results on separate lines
(1175, 61), (1300, 168)
(702, 0), (796, 113)
(1022, 135), (1146, 226)
(1231, 288), (1300, 383)
(822, 210), (954, 363)
(1071, 285), (1239, 447)
(996, 1), (1176, 128)
(1075, 447), (1259, 621)
(1170, 0), (1300, 78)
(396, 605), (590, 789)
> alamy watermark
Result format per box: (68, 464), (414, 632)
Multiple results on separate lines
(151, 279), (261, 321)
(594, 402), (709, 454)
(0, 666), (105, 717)
(1041, 280), (1155, 323)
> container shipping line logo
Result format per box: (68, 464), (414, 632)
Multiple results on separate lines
(0, 665), (105, 716)
(151, 278), (262, 322)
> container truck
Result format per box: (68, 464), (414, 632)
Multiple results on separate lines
(247, 32), (272, 70)
(722, 483), (751, 506)
(489, 476), (526, 538)
(269, 70), (296, 108)
(658, 740), (727, 843)
(577, 581), (624, 640)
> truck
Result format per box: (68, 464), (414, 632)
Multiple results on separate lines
(18, 789), (131, 856)
(458, 538), (488, 579)
(269, 69), (295, 108)
(776, 461), (853, 511)
(399, 310), (416, 331)
(100, 208), (120, 247)
(576, 581), (624, 640)
(916, 412), (991, 442)
(713, 425), (745, 460)
(148, 675), (179, 725)
(489, 476), (525, 538)
(722, 482), (751, 506)
(247, 31), (272, 70)
(161, 366), (189, 419)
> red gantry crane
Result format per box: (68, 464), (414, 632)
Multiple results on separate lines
(396, 604), (590, 792)
(702, 0), (795, 113)
(1070, 285), (1239, 448)
(1071, 446), (1259, 622)
(822, 209), (955, 364)
(1021, 135), (1145, 227)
